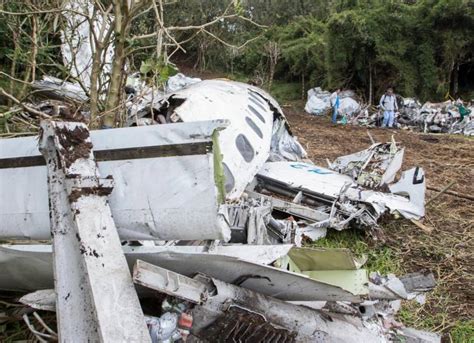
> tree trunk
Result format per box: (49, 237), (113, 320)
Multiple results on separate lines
(8, 29), (20, 105)
(301, 73), (305, 100)
(452, 62), (459, 97)
(368, 61), (373, 105)
(19, 16), (37, 100)
(89, 46), (103, 127)
(103, 2), (129, 128)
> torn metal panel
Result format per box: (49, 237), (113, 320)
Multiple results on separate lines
(133, 260), (208, 304)
(356, 167), (425, 219)
(296, 225), (328, 242)
(270, 117), (307, 162)
(0, 244), (360, 302)
(255, 161), (379, 229)
(224, 198), (275, 244)
(111, 249), (365, 302)
(126, 80), (306, 200)
(256, 161), (425, 224)
(258, 161), (355, 199)
(399, 272), (436, 293)
(39, 120), (150, 342)
(31, 76), (89, 102)
(368, 272), (436, 301)
(330, 139), (405, 188)
(166, 73), (202, 92)
(0, 244), (293, 291)
(246, 190), (329, 222)
(191, 276), (386, 342)
(388, 167), (426, 218)
(0, 120), (231, 241)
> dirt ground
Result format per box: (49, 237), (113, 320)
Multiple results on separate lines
(283, 101), (473, 335)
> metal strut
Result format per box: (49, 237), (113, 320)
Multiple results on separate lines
(39, 120), (150, 342)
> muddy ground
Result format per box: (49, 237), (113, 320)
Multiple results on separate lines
(283, 101), (473, 334)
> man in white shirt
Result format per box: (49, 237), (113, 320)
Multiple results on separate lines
(379, 88), (398, 128)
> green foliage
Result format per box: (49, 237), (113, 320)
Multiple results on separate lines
(140, 58), (179, 86)
(269, 81), (301, 103)
(197, 0), (474, 101)
(450, 320), (474, 343)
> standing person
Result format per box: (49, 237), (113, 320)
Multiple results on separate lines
(379, 87), (398, 128)
(330, 88), (341, 124)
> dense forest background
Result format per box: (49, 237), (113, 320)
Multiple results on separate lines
(0, 0), (473, 105)
(170, 0), (474, 102)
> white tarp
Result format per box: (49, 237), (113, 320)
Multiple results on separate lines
(339, 97), (361, 116)
(304, 87), (332, 115)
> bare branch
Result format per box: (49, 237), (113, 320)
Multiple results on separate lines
(0, 88), (51, 119)
(132, 14), (266, 40)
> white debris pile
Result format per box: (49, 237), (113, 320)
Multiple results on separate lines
(304, 87), (332, 115)
(360, 98), (474, 135)
(305, 87), (361, 117)
(338, 89), (361, 116)
(304, 86), (473, 135)
(417, 100), (474, 135)
(329, 137), (404, 188)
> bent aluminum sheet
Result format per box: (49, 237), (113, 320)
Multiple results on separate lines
(0, 120), (230, 241)
(258, 161), (425, 219)
(0, 244), (360, 302)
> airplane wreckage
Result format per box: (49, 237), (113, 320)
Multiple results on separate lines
(0, 79), (439, 342)
(0, 1), (437, 340)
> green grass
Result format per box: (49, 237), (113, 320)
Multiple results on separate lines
(450, 320), (474, 343)
(269, 81), (301, 103)
(310, 228), (402, 275)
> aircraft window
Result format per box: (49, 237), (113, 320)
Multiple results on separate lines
(248, 90), (266, 106)
(245, 116), (263, 138)
(249, 89), (268, 103)
(247, 104), (266, 123)
(222, 163), (235, 193)
(235, 134), (255, 162)
(249, 96), (267, 113)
